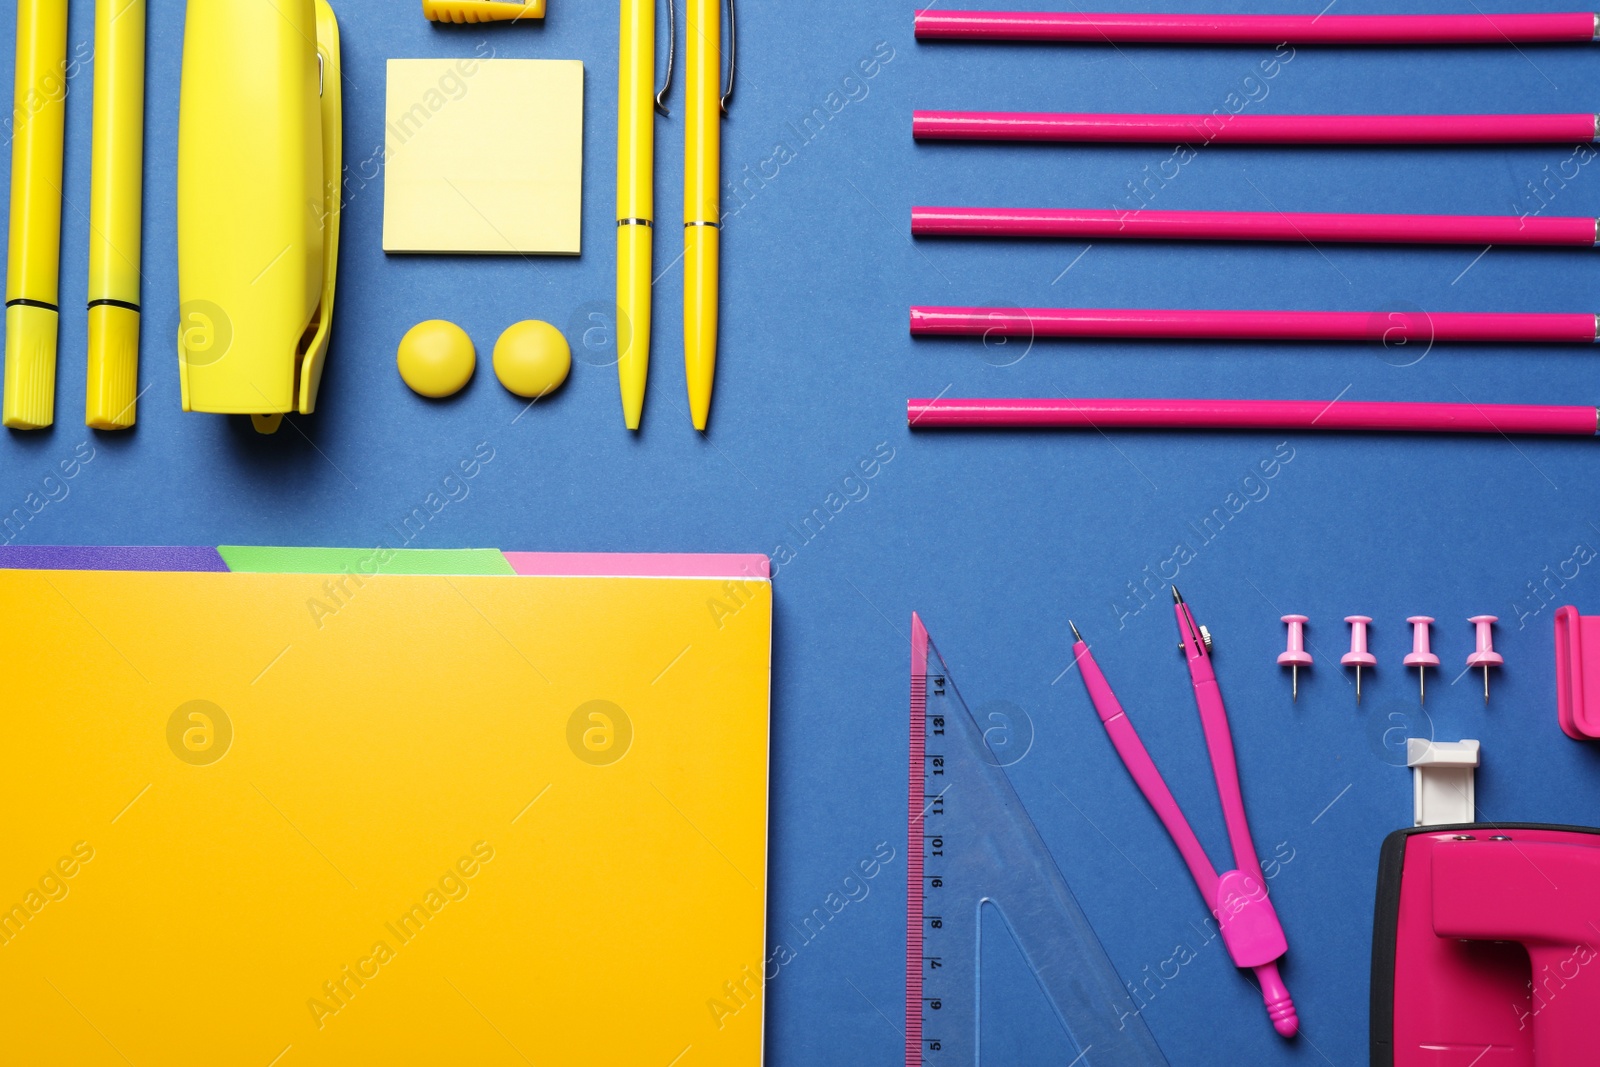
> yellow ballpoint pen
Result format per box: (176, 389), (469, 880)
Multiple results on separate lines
(617, 0), (669, 430)
(684, 0), (732, 431)
(87, 0), (146, 430)
(3, 0), (68, 430)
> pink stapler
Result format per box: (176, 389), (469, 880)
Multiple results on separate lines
(1371, 824), (1600, 1066)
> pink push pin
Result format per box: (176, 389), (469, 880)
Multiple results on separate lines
(1466, 615), (1503, 705)
(1341, 616), (1377, 705)
(1278, 615), (1312, 702)
(1404, 616), (1439, 706)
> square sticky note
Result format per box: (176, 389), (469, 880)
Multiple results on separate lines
(384, 58), (583, 255)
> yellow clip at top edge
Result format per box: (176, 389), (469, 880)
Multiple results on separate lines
(422, 0), (545, 23)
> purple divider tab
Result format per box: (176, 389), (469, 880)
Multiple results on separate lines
(0, 546), (229, 572)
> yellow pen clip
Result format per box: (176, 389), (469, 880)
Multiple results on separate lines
(655, 0), (735, 114)
(720, 0), (736, 113)
(422, 0), (545, 23)
(176, 0), (342, 435)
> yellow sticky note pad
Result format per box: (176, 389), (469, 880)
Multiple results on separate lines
(384, 59), (583, 255)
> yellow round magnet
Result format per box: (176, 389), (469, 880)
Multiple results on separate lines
(398, 320), (476, 398)
(493, 320), (571, 399)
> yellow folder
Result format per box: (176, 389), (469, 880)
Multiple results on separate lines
(0, 565), (769, 1064)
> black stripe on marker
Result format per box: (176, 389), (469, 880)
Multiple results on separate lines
(6, 298), (58, 312)
(87, 298), (141, 313)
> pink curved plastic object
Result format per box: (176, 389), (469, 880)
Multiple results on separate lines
(1556, 606), (1600, 738)
(1278, 615), (1312, 667)
(906, 398), (1600, 436)
(913, 10), (1598, 44)
(1342, 616), (1377, 668)
(1467, 615), (1504, 668)
(912, 110), (1600, 144)
(909, 306), (1599, 344)
(1404, 616), (1440, 668)
(911, 206), (1599, 246)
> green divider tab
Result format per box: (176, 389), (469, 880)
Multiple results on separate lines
(217, 546), (516, 576)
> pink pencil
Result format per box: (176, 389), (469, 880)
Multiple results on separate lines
(913, 111), (1600, 144)
(913, 10), (1600, 44)
(910, 307), (1600, 344)
(912, 206), (1600, 246)
(907, 398), (1600, 436)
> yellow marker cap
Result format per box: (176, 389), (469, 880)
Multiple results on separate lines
(86, 304), (141, 430)
(422, 0), (545, 23)
(3, 304), (58, 429)
(398, 319), (476, 398)
(494, 320), (571, 399)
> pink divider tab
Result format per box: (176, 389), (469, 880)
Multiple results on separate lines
(502, 552), (771, 580)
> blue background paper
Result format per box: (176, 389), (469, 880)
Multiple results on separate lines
(5, 1), (1600, 1064)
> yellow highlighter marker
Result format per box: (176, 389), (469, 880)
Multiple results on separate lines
(616, 0), (662, 431)
(684, 0), (731, 432)
(87, 0), (146, 430)
(4, 0), (68, 430)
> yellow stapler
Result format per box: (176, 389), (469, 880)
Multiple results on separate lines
(176, 0), (342, 435)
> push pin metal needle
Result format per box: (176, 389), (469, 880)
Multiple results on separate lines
(1466, 615), (1503, 704)
(1341, 616), (1376, 705)
(1404, 616), (1439, 705)
(1278, 615), (1312, 702)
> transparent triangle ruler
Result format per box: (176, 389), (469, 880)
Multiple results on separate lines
(907, 613), (1168, 1067)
